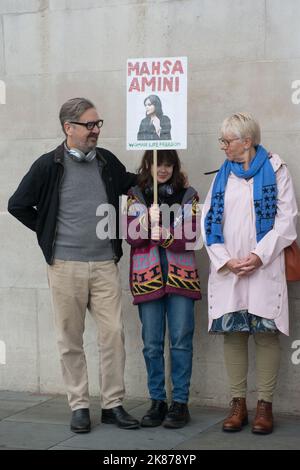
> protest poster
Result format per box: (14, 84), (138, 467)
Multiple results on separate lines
(126, 57), (187, 151)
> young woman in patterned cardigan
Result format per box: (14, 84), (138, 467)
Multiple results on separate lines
(126, 149), (201, 429)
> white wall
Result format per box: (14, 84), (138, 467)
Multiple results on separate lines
(0, 0), (300, 413)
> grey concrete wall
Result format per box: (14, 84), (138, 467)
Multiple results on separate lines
(0, 0), (300, 413)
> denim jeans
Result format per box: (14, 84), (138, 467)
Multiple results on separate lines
(138, 248), (195, 403)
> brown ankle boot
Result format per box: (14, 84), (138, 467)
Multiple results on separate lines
(222, 397), (248, 432)
(252, 400), (273, 434)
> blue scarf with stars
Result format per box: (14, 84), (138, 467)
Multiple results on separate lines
(205, 145), (277, 246)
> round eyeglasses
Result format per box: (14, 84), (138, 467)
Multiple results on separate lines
(218, 137), (241, 147)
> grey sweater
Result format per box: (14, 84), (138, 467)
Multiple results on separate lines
(53, 154), (114, 262)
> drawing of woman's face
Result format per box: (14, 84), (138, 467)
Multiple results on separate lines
(145, 99), (155, 116)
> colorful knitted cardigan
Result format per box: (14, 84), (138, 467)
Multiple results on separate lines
(125, 185), (202, 305)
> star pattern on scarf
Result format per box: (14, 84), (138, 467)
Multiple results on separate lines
(254, 184), (277, 222)
(205, 191), (224, 234)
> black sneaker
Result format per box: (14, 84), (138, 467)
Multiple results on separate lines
(141, 400), (168, 427)
(163, 401), (190, 429)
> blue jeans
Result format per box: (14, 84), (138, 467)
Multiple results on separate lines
(138, 248), (195, 403)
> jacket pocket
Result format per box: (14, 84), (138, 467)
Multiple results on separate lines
(248, 277), (283, 319)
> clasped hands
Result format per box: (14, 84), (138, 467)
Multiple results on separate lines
(225, 254), (263, 277)
(149, 206), (262, 274)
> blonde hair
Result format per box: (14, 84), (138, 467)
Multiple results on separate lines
(221, 112), (261, 146)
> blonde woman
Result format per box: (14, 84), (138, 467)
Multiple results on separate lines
(201, 113), (298, 434)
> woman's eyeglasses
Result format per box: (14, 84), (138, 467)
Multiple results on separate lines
(218, 137), (241, 147)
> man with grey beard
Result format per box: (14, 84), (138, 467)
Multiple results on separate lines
(8, 97), (139, 432)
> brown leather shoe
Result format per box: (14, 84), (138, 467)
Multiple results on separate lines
(252, 400), (273, 434)
(222, 397), (248, 432)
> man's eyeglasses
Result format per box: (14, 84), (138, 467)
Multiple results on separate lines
(218, 137), (241, 147)
(69, 120), (104, 130)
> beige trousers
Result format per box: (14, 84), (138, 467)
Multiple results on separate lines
(224, 332), (281, 402)
(47, 259), (125, 411)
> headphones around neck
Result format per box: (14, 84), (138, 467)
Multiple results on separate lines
(66, 146), (96, 163)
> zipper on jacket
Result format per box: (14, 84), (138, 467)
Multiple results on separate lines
(97, 158), (118, 261)
(50, 163), (64, 264)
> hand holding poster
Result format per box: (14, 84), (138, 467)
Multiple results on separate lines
(127, 57), (187, 150)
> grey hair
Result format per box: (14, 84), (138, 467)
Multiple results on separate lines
(221, 112), (261, 146)
(59, 97), (95, 135)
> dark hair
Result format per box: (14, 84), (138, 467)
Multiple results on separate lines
(137, 150), (185, 192)
(144, 95), (163, 119)
(59, 97), (95, 135)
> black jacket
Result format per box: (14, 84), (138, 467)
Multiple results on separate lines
(8, 142), (137, 264)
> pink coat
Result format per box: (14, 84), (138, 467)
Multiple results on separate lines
(201, 154), (298, 335)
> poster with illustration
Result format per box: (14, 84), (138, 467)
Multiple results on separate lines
(127, 57), (187, 150)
